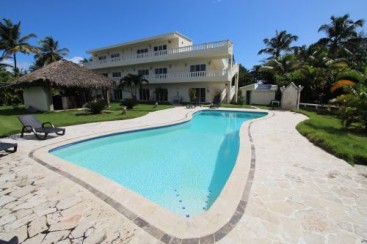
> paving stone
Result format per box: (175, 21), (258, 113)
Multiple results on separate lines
(41, 230), (70, 244)
(4, 213), (36, 232)
(28, 216), (48, 238)
(22, 233), (46, 244)
(71, 220), (95, 238)
(0, 173), (16, 182)
(0, 225), (28, 243)
(0, 214), (16, 226)
(48, 214), (82, 232)
(83, 230), (107, 244)
(46, 211), (63, 225)
(10, 185), (35, 198)
(57, 196), (83, 210)
(15, 208), (34, 219)
(0, 195), (16, 207)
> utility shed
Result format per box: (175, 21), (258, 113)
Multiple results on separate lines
(14, 60), (112, 111)
(239, 83), (278, 105)
(280, 82), (303, 110)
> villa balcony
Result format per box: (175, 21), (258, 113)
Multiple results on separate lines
(110, 64), (239, 85)
(85, 40), (233, 69)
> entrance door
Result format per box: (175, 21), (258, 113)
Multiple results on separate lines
(195, 88), (206, 103)
(246, 91), (251, 104)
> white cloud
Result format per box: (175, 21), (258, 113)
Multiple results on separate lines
(67, 56), (84, 64)
(0, 59), (32, 72)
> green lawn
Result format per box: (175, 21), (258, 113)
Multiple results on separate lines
(0, 103), (174, 137)
(296, 110), (367, 165)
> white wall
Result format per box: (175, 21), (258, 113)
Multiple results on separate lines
(23, 86), (54, 111)
(250, 91), (276, 105)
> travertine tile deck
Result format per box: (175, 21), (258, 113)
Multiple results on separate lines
(0, 107), (366, 243)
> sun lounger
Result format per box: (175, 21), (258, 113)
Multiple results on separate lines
(209, 95), (221, 109)
(18, 114), (65, 140)
(0, 142), (17, 153)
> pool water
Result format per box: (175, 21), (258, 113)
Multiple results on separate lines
(50, 110), (266, 217)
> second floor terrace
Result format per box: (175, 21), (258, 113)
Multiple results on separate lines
(85, 40), (233, 69)
(108, 64), (239, 85)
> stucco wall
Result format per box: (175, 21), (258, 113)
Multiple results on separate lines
(250, 91), (276, 105)
(281, 85), (300, 110)
(23, 86), (54, 111)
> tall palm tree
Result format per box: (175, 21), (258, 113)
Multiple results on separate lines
(34, 36), (69, 68)
(318, 14), (365, 59)
(0, 18), (38, 70)
(258, 30), (298, 59)
(119, 73), (149, 99)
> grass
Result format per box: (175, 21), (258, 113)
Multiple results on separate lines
(0, 103), (174, 137)
(296, 109), (367, 165)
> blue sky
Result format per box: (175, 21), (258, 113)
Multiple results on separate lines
(2, 0), (367, 71)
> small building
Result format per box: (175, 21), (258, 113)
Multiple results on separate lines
(14, 60), (112, 111)
(239, 83), (278, 105)
(280, 82), (303, 110)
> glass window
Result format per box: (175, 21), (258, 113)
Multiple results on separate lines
(139, 89), (150, 101)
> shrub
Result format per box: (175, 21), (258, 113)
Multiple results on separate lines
(85, 100), (107, 114)
(120, 98), (138, 109)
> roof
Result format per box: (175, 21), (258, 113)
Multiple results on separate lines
(86, 32), (192, 54)
(240, 83), (278, 91)
(14, 60), (112, 89)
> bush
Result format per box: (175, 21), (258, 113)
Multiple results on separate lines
(120, 98), (138, 109)
(85, 100), (107, 114)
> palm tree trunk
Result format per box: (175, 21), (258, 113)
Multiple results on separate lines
(13, 53), (17, 70)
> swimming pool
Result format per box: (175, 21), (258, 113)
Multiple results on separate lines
(50, 110), (266, 217)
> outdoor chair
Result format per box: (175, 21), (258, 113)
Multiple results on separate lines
(18, 115), (65, 140)
(209, 95), (221, 109)
(0, 142), (17, 153)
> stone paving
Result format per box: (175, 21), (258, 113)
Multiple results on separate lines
(0, 107), (366, 243)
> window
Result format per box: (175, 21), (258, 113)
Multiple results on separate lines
(139, 89), (150, 101)
(155, 88), (168, 102)
(111, 53), (120, 58)
(190, 64), (206, 77)
(138, 70), (149, 76)
(137, 48), (148, 58)
(98, 55), (107, 60)
(112, 72), (121, 78)
(113, 89), (123, 101)
(154, 45), (167, 55)
(155, 68), (167, 79)
(191, 88), (206, 102)
(102, 73), (108, 77)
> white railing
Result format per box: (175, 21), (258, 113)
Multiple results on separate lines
(86, 40), (231, 67)
(143, 70), (228, 81)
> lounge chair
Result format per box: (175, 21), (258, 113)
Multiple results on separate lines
(0, 142), (17, 153)
(18, 115), (65, 140)
(209, 95), (221, 109)
(186, 99), (198, 109)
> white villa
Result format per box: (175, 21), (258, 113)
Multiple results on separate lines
(85, 32), (239, 104)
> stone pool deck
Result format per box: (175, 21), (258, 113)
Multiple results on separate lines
(0, 107), (366, 243)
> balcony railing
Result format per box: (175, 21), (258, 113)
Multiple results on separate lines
(109, 64), (239, 85)
(86, 40), (232, 68)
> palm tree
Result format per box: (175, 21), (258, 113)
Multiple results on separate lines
(119, 73), (149, 99)
(34, 36), (69, 68)
(258, 30), (298, 59)
(0, 18), (38, 70)
(318, 14), (365, 59)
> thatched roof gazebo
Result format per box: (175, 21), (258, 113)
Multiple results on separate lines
(14, 60), (113, 111)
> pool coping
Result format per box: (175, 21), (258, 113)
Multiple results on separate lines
(29, 108), (273, 242)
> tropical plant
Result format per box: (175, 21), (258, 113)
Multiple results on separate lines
(0, 18), (38, 71)
(33, 36), (69, 68)
(188, 88), (197, 101)
(318, 14), (366, 60)
(118, 73), (149, 100)
(258, 30), (298, 59)
(84, 99), (107, 114)
(331, 79), (367, 130)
